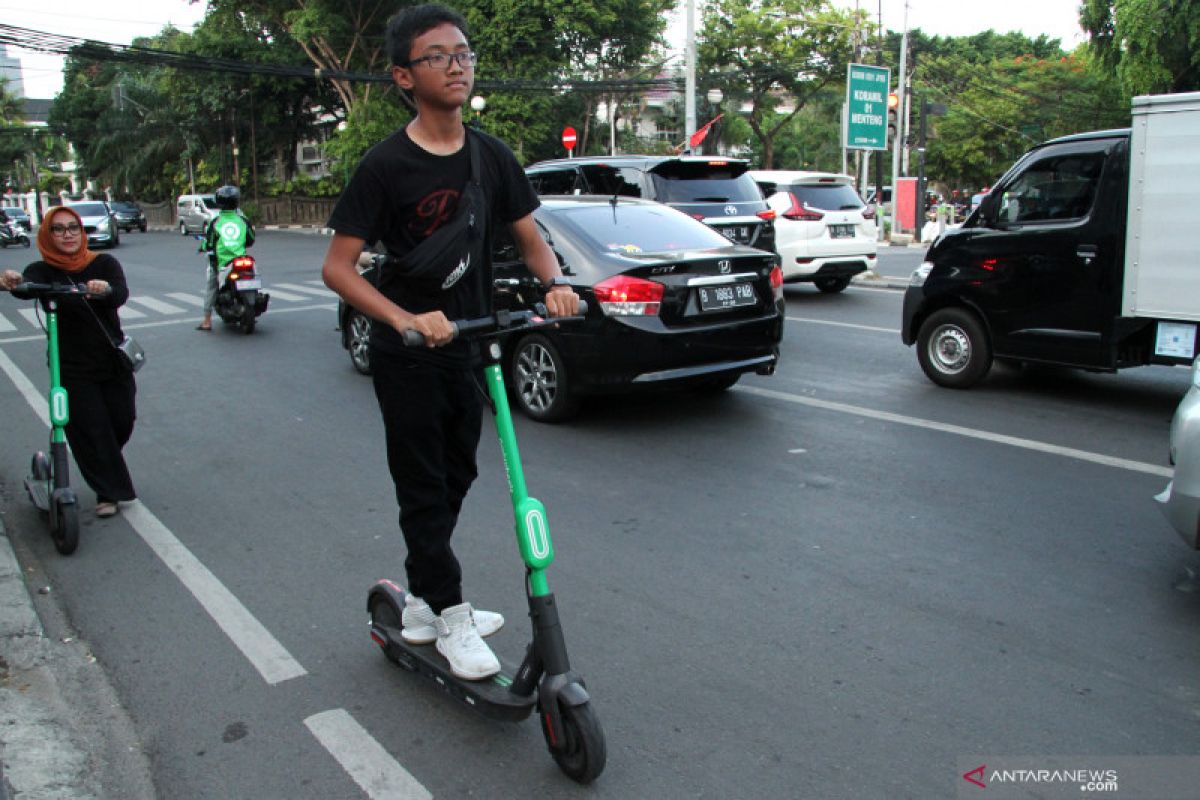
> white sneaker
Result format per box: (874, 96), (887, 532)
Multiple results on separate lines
(402, 595), (504, 644)
(435, 603), (501, 680)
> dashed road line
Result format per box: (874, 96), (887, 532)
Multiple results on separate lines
(305, 710), (432, 800)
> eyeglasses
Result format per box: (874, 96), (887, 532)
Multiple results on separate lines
(405, 51), (478, 70)
(49, 223), (82, 236)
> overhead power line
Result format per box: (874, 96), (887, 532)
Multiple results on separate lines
(0, 23), (681, 94)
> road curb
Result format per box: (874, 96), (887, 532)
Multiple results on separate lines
(0, 512), (155, 799)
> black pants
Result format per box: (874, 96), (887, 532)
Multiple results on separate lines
(62, 370), (137, 503)
(372, 351), (483, 614)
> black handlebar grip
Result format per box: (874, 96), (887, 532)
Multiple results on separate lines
(400, 321), (460, 347)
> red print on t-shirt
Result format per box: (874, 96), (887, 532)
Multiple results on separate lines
(410, 189), (460, 237)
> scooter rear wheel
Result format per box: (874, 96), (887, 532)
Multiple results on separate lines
(52, 501), (79, 555)
(541, 700), (606, 784)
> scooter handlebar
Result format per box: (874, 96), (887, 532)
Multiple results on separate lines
(400, 300), (588, 347)
(8, 281), (112, 299)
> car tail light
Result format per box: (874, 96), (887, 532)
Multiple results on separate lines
(757, 209), (777, 221)
(781, 193), (824, 221)
(769, 265), (784, 302)
(861, 205), (876, 221)
(593, 275), (663, 316)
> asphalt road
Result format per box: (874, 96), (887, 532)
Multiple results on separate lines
(1, 231), (1197, 798)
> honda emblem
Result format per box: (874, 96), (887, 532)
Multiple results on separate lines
(718, 260), (731, 274)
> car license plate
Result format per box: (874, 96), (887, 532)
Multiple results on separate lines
(697, 282), (757, 312)
(236, 279), (262, 290)
(718, 225), (750, 243)
(829, 224), (854, 239)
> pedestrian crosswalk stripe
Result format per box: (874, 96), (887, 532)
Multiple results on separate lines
(18, 308), (40, 328)
(118, 305), (147, 319)
(129, 296), (186, 315)
(0, 314), (14, 333)
(166, 293), (205, 308)
(275, 282), (337, 298)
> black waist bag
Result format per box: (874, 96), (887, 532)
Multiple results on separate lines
(384, 133), (486, 299)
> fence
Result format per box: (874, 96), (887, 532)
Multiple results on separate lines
(254, 196), (337, 227)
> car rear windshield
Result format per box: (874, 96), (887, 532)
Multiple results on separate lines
(786, 184), (864, 211)
(201, 197), (219, 209)
(649, 163), (762, 203)
(550, 204), (734, 253)
(68, 203), (108, 216)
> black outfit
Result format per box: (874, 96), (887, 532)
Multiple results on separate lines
(16, 256), (137, 503)
(328, 126), (538, 613)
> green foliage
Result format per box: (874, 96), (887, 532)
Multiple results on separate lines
(323, 97), (410, 180)
(699, 0), (864, 168)
(1081, 0), (1200, 94)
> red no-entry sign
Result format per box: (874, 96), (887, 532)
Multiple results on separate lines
(562, 126), (577, 151)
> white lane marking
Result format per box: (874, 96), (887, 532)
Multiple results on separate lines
(128, 296), (186, 315)
(0, 313), (15, 333)
(0, 347), (49, 426)
(305, 709), (432, 800)
(166, 292), (205, 307)
(736, 384), (1174, 478)
(116, 501), (309, 685)
(261, 288), (309, 302)
(118, 305), (146, 319)
(18, 308), (40, 327)
(787, 315), (898, 334)
(275, 282), (337, 298)
(0, 351), (308, 685)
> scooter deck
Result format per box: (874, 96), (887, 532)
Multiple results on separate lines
(371, 622), (537, 722)
(23, 476), (50, 513)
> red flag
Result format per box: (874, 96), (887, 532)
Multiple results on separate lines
(689, 114), (724, 148)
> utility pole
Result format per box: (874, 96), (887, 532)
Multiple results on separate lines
(685, 0), (696, 147)
(889, 0), (908, 240)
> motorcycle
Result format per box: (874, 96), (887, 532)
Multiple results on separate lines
(198, 236), (270, 334)
(0, 220), (30, 249)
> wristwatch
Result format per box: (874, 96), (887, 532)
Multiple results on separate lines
(544, 276), (573, 290)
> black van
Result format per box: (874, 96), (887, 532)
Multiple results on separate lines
(525, 155), (777, 254)
(902, 129), (1142, 388)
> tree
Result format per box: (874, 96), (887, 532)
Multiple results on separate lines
(1081, 0), (1200, 94)
(699, 0), (862, 168)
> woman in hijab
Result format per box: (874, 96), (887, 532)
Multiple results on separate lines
(0, 205), (137, 518)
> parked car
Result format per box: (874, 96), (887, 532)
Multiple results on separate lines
(1, 206), (32, 232)
(110, 200), (147, 233)
(64, 201), (119, 249)
(337, 197), (784, 421)
(176, 193), (219, 235)
(525, 154), (777, 254)
(1156, 358), (1200, 549)
(750, 170), (877, 293)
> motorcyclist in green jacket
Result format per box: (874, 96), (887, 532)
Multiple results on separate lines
(197, 185), (255, 331)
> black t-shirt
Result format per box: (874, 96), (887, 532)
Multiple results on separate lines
(328, 125), (538, 366)
(16, 254), (128, 382)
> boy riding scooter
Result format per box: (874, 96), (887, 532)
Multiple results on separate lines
(320, 3), (578, 681)
(197, 185), (254, 332)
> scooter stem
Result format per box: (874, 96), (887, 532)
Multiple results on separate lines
(46, 300), (69, 443)
(484, 361), (554, 598)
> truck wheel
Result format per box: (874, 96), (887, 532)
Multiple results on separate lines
(916, 308), (992, 388)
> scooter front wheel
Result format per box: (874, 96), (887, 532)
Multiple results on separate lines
(52, 501), (79, 555)
(541, 700), (606, 784)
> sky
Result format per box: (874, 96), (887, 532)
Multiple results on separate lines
(3, 0), (1087, 99)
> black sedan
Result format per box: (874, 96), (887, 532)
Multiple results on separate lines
(338, 196), (784, 421)
(110, 200), (148, 233)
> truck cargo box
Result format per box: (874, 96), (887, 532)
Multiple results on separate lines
(1122, 92), (1200, 327)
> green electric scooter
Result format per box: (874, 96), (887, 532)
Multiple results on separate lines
(367, 301), (606, 784)
(7, 281), (95, 555)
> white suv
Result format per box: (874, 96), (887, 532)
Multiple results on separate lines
(750, 170), (877, 293)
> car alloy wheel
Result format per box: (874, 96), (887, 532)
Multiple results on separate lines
(511, 333), (579, 422)
(347, 310), (372, 375)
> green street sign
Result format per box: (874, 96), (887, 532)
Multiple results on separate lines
(844, 63), (891, 151)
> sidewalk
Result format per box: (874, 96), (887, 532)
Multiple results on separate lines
(0, 508), (155, 799)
